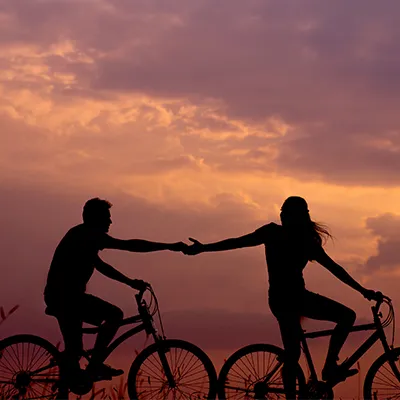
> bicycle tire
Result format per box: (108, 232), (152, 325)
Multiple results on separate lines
(363, 346), (400, 399)
(0, 334), (68, 399)
(127, 338), (218, 400)
(218, 343), (306, 399)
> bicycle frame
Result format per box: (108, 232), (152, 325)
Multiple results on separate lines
(301, 297), (400, 387)
(81, 291), (162, 365)
(40, 288), (178, 394)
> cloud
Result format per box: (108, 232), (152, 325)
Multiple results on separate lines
(365, 213), (400, 272)
(276, 129), (400, 186)
(2, 7), (400, 396)
(2, 1), (400, 186)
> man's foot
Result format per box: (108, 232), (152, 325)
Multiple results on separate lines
(86, 363), (124, 381)
(322, 363), (358, 382)
(66, 367), (87, 382)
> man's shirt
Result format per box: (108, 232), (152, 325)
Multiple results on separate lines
(44, 224), (114, 300)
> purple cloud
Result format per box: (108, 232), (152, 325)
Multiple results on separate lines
(365, 213), (400, 271)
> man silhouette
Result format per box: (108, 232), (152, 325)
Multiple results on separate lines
(44, 197), (186, 380)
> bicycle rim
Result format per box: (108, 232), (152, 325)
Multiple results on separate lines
(218, 343), (306, 400)
(364, 347), (400, 399)
(127, 339), (217, 399)
(0, 334), (66, 399)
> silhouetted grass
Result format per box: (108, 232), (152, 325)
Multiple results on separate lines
(0, 305), (19, 327)
(72, 376), (127, 399)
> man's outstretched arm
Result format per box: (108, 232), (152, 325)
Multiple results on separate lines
(105, 237), (187, 252)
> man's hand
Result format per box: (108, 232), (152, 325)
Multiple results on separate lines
(169, 242), (188, 252)
(128, 279), (150, 291)
(183, 238), (205, 256)
(362, 288), (382, 301)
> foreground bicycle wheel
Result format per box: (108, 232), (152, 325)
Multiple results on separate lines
(363, 346), (400, 399)
(218, 343), (306, 399)
(127, 339), (218, 400)
(0, 334), (68, 399)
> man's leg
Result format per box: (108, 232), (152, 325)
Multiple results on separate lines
(80, 294), (124, 374)
(302, 291), (357, 379)
(56, 311), (84, 378)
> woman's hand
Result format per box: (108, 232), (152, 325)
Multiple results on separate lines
(183, 238), (205, 255)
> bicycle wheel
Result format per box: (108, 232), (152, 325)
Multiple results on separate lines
(363, 346), (400, 399)
(0, 334), (68, 399)
(218, 343), (306, 399)
(127, 339), (218, 400)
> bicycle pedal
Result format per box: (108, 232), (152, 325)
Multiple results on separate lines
(324, 368), (358, 384)
(87, 370), (115, 382)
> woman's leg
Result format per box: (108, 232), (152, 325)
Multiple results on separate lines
(302, 291), (356, 378)
(276, 315), (303, 399)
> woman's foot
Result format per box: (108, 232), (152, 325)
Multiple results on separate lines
(86, 363), (124, 380)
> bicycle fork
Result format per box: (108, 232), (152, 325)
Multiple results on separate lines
(156, 343), (176, 389)
(377, 323), (400, 383)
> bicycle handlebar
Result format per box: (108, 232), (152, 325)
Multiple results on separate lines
(373, 291), (391, 309)
(372, 291), (395, 329)
(133, 284), (165, 337)
(135, 285), (151, 304)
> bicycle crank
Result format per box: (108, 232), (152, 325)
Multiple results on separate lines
(306, 380), (334, 399)
(253, 381), (268, 399)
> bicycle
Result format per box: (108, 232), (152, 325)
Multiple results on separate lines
(0, 285), (218, 399)
(217, 292), (400, 399)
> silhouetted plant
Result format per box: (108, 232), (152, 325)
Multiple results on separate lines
(0, 305), (19, 327)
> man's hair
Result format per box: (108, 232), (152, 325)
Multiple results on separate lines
(82, 198), (112, 223)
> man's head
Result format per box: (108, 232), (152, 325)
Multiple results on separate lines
(82, 198), (112, 232)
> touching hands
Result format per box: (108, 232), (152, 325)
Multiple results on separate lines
(182, 238), (205, 256)
(170, 241), (189, 252)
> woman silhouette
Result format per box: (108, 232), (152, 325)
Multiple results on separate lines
(184, 196), (379, 399)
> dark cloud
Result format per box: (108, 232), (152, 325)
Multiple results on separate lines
(3, 0), (400, 122)
(365, 213), (400, 271)
(276, 129), (400, 186)
(2, 1), (400, 185)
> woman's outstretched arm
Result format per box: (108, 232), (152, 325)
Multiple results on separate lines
(184, 225), (270, 255)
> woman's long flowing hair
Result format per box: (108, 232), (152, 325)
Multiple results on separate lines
(310, 220), (333, 246)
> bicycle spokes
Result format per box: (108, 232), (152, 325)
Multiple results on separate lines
(0, 341), (61, 399)
(225, 351), (284, 398)
(132, 344), (214, 399)
(368, 359), (400, 399)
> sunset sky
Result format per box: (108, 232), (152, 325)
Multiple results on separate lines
(1, 1), (400, 398)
